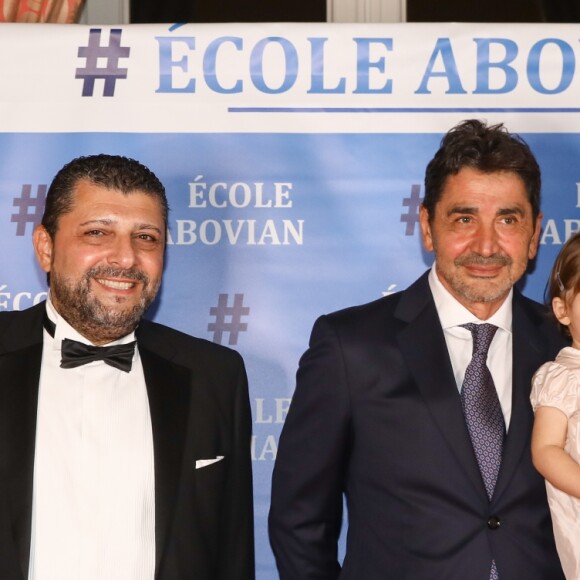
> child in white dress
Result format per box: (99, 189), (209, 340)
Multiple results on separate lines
(531, 231), (580, 580)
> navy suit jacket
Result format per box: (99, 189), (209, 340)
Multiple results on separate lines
(269, 271), (566, 579)
(0, 301), (254, 580)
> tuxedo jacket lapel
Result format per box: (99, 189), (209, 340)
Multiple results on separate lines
(0, 305), (200, 578)
(138, 340), (192, 574)
(0, 303), (45, 579)
(394, 273), (487, 498)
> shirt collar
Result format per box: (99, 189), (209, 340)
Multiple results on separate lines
(428, 266), (512, 333)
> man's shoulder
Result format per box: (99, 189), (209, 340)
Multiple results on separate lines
(313, 292), (407, 344)
(326, 293), (400, 322)
(513, 289), (569, 350)
(513, 289), (553, 324)
(0, 301), (44, 323)
(514, 289), (547, 310)
(137, 318), (244, 368)
(323, 272), (430, 328)
(0, 302), (44, 352)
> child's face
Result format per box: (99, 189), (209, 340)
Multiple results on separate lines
(553, 293), (580, 348)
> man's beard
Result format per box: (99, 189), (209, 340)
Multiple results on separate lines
(445, 253), (515, 304)
(50, 266), (160, 344)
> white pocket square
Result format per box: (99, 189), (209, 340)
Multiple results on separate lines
(195, 456), (225, 469)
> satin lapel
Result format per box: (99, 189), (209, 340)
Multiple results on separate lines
(139, 346), (191, 573)
(0, 348), (41, 578)
(395, 275), (486, 497)
(0, 307), (44, 579)
(492, 296), (547, 501)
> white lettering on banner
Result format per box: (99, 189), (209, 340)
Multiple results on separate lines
(251, 435), (279, 461)
(541, 219), (580, 245)
(189, 177), (293, 209)
(251, 398), (291, 460)
(540, 186), (580, 245)
(168, 219), (304, 245)
(255, 398), (292, 424)
(0, 285), (47, 311)
(169, 177), (304, 246)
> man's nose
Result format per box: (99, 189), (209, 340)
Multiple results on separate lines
(107, 235), (137, 269)
(471, 222), (500, 256)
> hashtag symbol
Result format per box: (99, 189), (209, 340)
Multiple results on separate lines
(400, 184), (423, 235)
(11, 184), (47, 236)
(75, 28), (130, 97)
(208, 294), (250, 345)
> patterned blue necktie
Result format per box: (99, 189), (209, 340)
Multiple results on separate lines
(461, 323), (505, 499)
(461, 323), (505, 580)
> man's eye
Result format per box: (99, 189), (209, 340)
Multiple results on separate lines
(86, 229), (104, 236)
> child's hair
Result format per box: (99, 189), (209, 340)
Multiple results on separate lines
(547, 231), (580, 337)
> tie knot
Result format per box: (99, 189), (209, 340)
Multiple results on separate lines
(462, 323), (498, 356)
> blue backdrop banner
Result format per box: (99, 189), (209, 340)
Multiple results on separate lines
(1, 22), (579, 578)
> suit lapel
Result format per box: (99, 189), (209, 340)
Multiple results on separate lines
(492, 293), (547, 501)
(0, 303), (45, 579)
(139, 343), (191, 573)
(1, 306), (198, 577)
(396, 279), (556, 503)
(395, 273), (488, 498)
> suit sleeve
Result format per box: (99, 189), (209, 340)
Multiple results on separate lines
(218, 353), (255, 580)
(269, 315), (351, 580)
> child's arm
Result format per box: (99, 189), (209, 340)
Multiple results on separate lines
(531, 405), (580, 499)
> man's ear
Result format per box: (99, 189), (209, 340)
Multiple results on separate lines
(33, 225), (53, 273)
(552, 296), (570, 327)
(419, 205), (434, 252)
(528, 212), (542, 260)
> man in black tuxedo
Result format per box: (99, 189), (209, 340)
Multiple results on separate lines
(269, 120), (566, 579)
(0, 154), (254, 580)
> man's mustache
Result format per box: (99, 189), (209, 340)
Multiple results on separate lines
(85, 266), (150, 285)
(455, 253), (512, 267)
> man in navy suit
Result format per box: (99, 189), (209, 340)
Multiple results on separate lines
(0, 154), (254, 580)
(269, 120), (566, 579)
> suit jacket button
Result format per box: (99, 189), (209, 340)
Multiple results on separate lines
(487, 516), (501, 530)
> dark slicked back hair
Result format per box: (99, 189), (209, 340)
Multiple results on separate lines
(41, 154), (168, 239)
(423, 119), (541, 222)
(546, 231), (580, 338)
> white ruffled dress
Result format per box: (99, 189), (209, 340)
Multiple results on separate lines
(531, 347), (580, 580)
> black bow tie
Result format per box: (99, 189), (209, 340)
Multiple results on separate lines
(43, 312), (136, 373)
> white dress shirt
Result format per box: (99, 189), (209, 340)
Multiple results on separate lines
(28, 298), (155, 580)
(428, 267), (513, 430)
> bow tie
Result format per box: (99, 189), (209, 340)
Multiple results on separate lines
(43, 312), (136, 373)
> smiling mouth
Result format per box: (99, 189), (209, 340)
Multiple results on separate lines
(96, 278), (136, 290)
(456, 254), (512, 273)
(466, 265), (503, 277)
